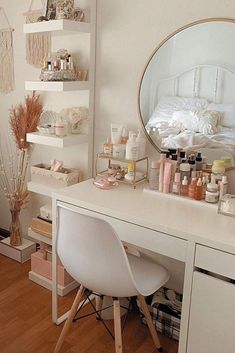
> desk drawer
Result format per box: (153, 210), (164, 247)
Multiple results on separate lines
(195, 245), (235, 280)
(57, 202), (187, 262)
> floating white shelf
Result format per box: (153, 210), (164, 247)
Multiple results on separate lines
(29, 271), (78, 296)
(28, 228), (52, 246)
(27, 181), (55, 197)
(25, 81), (89, 92)
(27, 132), (88, 148)
(23, 19), (90, 35)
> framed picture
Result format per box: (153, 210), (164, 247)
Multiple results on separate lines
(45, 0), (56, 20)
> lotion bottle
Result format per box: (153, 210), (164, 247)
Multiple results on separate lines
(136, 130), (146, 158)
(126, 133), (139, 160)
(149, 161), (160, 190)
(219, 175), (228, 200)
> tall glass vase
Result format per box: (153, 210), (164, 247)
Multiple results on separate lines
(9, 208), (22, 247)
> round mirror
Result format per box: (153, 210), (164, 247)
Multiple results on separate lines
(138, 18), (235, 164)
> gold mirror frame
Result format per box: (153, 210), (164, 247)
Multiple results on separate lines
(138, 17), (235, 153)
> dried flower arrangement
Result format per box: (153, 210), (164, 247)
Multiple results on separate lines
(0, 92), (43, 246)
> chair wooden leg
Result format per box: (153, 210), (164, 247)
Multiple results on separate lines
(54, 285), (85, 353)
(113, 299), (122, 353)
(138, 295), (162, 352)
(95, 294), (103, 320)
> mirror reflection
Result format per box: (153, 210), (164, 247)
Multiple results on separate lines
(139, 20), (235, 165)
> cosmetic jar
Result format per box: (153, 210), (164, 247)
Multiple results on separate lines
(218, 194), (235, 217)
(113, 144), (125, 159)
(108, 164), (121, 176)
(220, 156), (232, 168)
(55, 121), (67, 137)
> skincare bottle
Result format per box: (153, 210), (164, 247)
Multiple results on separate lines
(67, 54), (74, 70)
(113, 144), (125, 159)
(103, 137), (113, 155)
(127, 162), (135, 178)
(47, 61), (52, 71)
(168, 148), (177, 158)
(180, 176), (189, 196)
(149, 161), (160, 190)
(136, 130), (146, 158)
(205, 176), (219, 203)
(163, 161), (172, 193)
(196, 152), (203, 171)
(179, 160), (190, 181)
(202, 176), (208, 196)
(188, 177), (197, 198)
(212, 160), (225, 182)
(158, 153), (166, 192)
(111, 124), (123, 145)
(194, 178), (203, 200)
(220, 156), (232, 168)
(55, 118), (67, 136)
(188, 156), (196, 173)
(172, 172), (181, 195)
(60, 59), (67, 70)
(126, 133), (139, 160)
(121, 127), (128, 144)
(178, 151), (186, 165)
(219, 175), (228, 200)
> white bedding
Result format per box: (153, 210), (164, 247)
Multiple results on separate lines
(146, 96), (235, 163)
(147, 120), (235, 162)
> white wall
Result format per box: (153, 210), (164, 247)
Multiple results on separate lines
(1, 0), (235, 291)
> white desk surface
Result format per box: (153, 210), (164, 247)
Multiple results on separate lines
(53, 179), (235, 255)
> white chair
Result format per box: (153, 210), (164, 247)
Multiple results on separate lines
(54, 204), (170, 353)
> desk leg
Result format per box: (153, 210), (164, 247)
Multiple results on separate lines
(178, 241), (195, 353)
(52, 198), (59, 324)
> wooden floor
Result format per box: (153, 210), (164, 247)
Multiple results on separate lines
(0, 254), (178, 353)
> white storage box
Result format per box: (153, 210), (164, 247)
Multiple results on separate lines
(31, 164), (79, 188)
(40, 204), (52, 221)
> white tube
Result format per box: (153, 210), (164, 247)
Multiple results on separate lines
(111, 124), (123, 144)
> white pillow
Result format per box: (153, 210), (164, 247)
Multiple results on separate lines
(170, 110), (221, 135)
(148, 96), (209, 125)
(207, 103), (235, 128)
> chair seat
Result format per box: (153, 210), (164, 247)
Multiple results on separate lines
(127, 254), (170, 297)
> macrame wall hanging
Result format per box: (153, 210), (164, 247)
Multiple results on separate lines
(0, 7), (15, 94)
(24, 0), (51, 68)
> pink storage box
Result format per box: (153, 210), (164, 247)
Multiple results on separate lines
(31, 251), (75, 286)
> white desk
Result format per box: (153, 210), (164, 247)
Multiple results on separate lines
(52, 179), (235, 353)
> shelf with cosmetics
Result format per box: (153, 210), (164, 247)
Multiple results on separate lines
(25, 80), (89, 92)
(24, 1), (97, 297)
(147, 149), (234, 207)
(23, 19), (90, 35)
(95, 153), (149, 189)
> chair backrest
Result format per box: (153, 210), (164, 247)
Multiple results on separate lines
(56, 204), (139, 297)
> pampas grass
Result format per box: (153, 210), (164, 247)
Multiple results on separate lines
(0, 92), (43, 245)
(9, 91), (43, 149)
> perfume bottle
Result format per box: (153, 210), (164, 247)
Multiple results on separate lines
(172, 172), (181, 195)
(194, 178), (203, 200)
(180, 176), (189, 196)
(103, 137), (113, 155)
(188, 177), (197, 198)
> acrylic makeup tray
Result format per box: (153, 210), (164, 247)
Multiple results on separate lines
(95, 153), (149, 188)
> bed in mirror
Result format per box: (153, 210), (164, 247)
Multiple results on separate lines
(138, 18), (235, 166)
